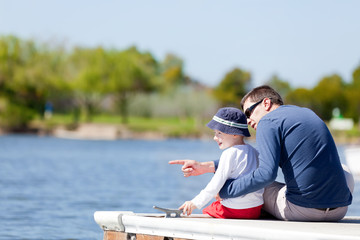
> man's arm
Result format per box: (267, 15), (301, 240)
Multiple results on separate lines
(219, 120), (281, 198)
(213, 159), (219, 170)
(219, 166), (276, 198)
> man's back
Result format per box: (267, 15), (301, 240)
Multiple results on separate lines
(257, 105), (352, 208)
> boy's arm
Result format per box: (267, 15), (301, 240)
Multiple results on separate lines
(169, 160), (215, 177)
(191, 150), (236, 209)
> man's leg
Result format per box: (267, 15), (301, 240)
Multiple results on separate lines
(263, 181), (350, 221)
(262, 181), (286, 220)
(342, 164), (354, 193)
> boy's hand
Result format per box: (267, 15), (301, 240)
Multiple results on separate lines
(169, 160), (215, 177)
(179, 201), (197, 216)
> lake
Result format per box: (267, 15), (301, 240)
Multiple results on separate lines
(0, 135), (358, 240)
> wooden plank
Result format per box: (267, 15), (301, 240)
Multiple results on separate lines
(103, 232), (190, 240)
(136, 234), (189, 240)
(136, 234), (164, 240)
(103, 231), (127, 240)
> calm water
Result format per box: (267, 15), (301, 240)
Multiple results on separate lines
(0, 135), (359, 240)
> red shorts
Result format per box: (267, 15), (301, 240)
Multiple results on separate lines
(203, 200), (263, 219)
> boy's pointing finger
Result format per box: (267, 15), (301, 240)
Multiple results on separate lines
(168, 160), (185, 165)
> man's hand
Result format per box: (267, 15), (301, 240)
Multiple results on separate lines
(215, 193), (222, 201)
(179, 201), (197, 216)
(169, 160), (215, 177)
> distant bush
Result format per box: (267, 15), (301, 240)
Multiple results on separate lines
(128, 86), (219, 121)
(0, 102), (35, 130)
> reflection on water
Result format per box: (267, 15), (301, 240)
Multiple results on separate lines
(0, 135), (358, 240)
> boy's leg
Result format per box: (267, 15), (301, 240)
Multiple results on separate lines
(203, 201), (262, 219)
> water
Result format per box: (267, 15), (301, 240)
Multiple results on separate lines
(0, 135), (358, 240)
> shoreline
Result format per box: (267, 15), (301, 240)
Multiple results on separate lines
(1, 123), (360, 145)
(0, 123), (214, 141)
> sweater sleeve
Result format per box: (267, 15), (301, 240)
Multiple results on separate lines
(213, 159), (219, 170)
(218, 120), (280, 198)
(192, 148), (240, 209)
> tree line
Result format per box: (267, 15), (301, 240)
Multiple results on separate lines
(0, 35), (359, 131)
(215, 68), (360, 123)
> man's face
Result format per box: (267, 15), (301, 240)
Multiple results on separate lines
(243, 98), (266, 130)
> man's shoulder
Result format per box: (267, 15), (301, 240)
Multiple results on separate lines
(272, 105), (306, 114)
(262, 105), (314, 123)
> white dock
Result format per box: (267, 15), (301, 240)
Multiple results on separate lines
(94, 211), (360, 240)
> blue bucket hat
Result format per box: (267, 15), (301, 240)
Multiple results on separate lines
(206, 107), (250, 137)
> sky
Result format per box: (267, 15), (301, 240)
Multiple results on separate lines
(1, 0), (360, 88)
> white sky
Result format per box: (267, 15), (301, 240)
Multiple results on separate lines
(1, 0), (359, 88)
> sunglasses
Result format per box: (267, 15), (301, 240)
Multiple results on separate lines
(245, 98), (264, 118)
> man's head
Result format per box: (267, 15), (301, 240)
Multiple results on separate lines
(240, 85), (284, 130)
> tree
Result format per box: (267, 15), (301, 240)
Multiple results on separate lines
(344, 65), (360, 122)
(0, 35), (66, 129)
(285, 87), (314, 109)
(311, 74), (347, 121)
(104, 47), (158, 123)
(159, 53), (186, 92)
(67, 47), (108, 122)
(213, 67), (251, 107)
(265, 74), (292, 99)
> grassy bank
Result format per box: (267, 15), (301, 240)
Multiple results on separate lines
(329, 127), (360, 145)
(31, 114), (214, 139)
(11, 114), (360, 143)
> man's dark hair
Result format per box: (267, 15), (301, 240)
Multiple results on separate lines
(240, 85), (284, 110)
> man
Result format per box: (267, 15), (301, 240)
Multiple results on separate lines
(170, 85), (353, 221)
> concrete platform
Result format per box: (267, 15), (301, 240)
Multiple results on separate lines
(94, 211), (360, 240)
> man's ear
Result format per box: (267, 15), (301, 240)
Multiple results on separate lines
(263, 98), (272, 111)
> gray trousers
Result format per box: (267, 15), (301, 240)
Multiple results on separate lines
(262, 165), (354, 221)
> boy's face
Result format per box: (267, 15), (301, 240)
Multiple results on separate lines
(213, 130), (240, 150)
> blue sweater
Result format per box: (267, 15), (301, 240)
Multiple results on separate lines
(217, 105), (352, 208)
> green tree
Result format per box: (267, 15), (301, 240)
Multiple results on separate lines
(104, 47), (159, 123)
(265, 74), (292, 99)
(67, 47), (108, 122)
(311, 74), (347, 120)
(344, 65), (360, 122)
(213, 67), (251, 107)
(0, 35), (65, 129)
(285, 87), (314, 109)
(159, 53), (186, 92)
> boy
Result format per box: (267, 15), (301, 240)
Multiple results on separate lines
(170, 107), (264, 218)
